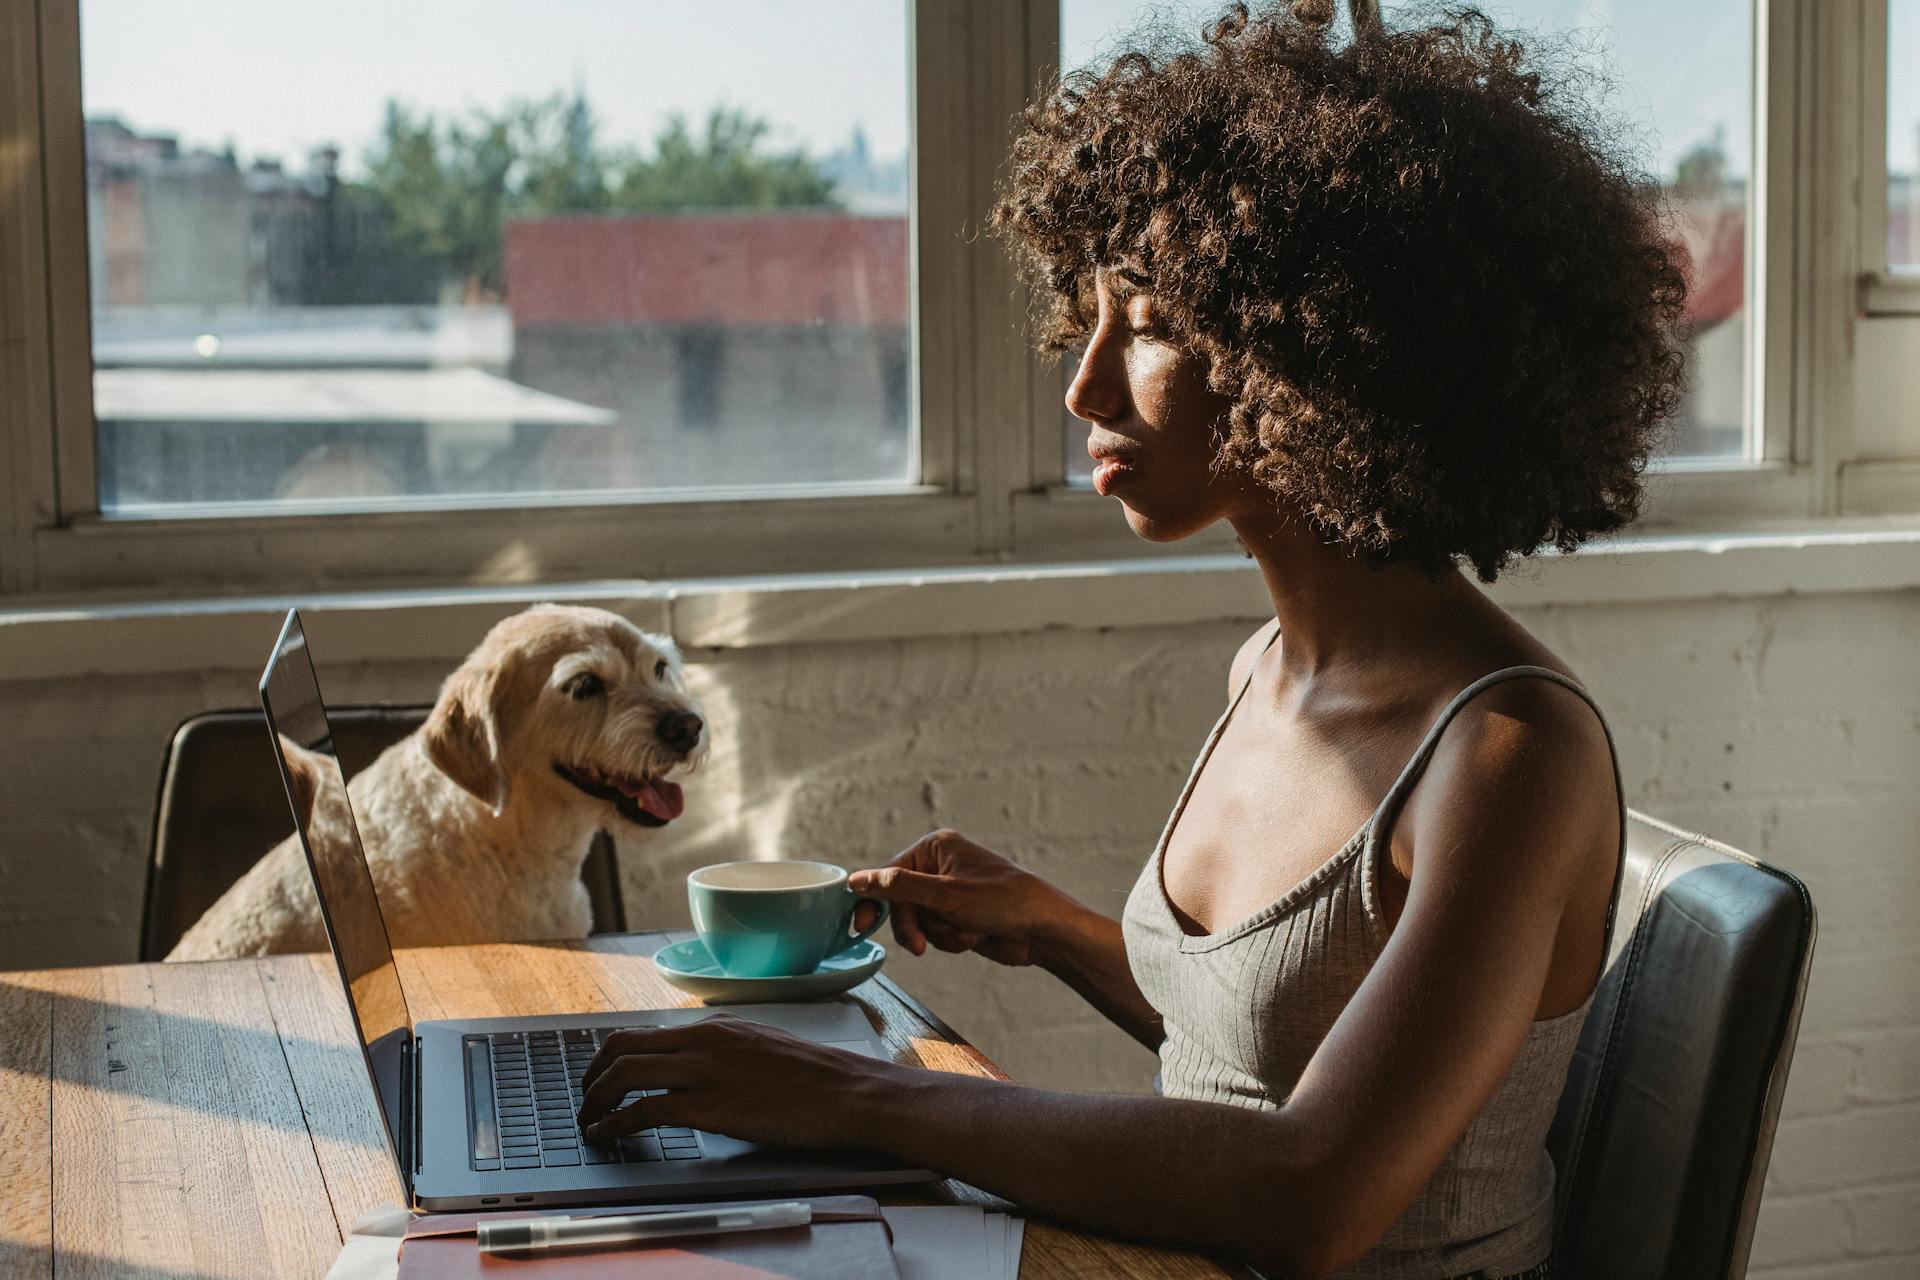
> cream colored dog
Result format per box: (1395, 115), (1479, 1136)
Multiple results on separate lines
(168, 605), (708, 960)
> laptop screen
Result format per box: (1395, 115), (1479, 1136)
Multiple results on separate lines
(260, 609), (413, 1174)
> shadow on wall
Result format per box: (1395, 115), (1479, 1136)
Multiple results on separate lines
(608, 628), (1246, 1093)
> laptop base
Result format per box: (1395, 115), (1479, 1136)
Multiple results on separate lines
(413, 999), (941, 1210)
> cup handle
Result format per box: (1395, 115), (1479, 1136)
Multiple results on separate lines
(832, 897), (890, 956)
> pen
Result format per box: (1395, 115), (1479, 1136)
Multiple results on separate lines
(476, 1200), (813, 1254)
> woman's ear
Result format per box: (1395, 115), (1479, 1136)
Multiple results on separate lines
(423, 660), (512, 816)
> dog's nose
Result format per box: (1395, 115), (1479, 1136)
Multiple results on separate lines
(656, 711), (704, 754)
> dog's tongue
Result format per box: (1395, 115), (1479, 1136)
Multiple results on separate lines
(620, 776), (683, 821)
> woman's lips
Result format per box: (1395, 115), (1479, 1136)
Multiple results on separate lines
(1091, 458), (1135, 496)
(1087, 435), (1138, 497)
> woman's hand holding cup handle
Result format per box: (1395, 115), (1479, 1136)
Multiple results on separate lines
(848, 829), (1075, 967)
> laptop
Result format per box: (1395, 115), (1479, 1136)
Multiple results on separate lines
(259, 607), (939, 1211)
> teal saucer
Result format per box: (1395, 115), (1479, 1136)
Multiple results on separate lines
(652, 937), (887, 1004)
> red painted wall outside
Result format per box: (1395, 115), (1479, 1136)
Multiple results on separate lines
(504, 213), (909, 327)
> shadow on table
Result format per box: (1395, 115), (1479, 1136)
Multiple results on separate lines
(1, 976), (386, 1150)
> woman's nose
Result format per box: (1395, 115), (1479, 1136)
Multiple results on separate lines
(1064, 338), (1126, 424)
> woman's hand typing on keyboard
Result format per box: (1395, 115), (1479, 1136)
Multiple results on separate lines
(575, 1014), (900, 1151)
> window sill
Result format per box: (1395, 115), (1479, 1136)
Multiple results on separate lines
(2, 518), (1918, 682)
(1860, 270), (1920, 316)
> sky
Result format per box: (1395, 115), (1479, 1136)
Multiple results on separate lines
(80, 0), (911, 176)
(1896, 0), (1919, 177)
(80, 1), (1905, 185)
(1065, 0), (1755, 178)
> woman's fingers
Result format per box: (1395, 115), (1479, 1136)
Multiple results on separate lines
(852, 832), (1011, 959)
(920, 917), (982, 953)
(579, 1028), (697, 1122)
(846, 865), (958, 912)
(582, 1025), (672, 1088)
(581, 1090), (669, 1142)
(891, 901), (929, 956)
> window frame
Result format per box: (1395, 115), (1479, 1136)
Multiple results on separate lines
(0, 0), (1913, 603)
(1862, 0), (1920, 312)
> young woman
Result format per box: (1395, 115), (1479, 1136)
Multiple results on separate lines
(578, 4), (1686, 1276)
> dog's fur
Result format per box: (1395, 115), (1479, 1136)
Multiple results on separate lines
(168, 605), (708, 960)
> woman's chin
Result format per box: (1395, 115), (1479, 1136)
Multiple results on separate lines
(1120, 501), (1210, 543)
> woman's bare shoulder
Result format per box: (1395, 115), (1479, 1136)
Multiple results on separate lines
(1401, 669), (1619, 883)
(1226, 618), (1281, 700)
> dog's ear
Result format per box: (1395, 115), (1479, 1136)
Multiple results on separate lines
(423, 660), (512, 816)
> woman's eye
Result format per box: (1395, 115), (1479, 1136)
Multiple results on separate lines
(1125, 306), (1166, 342)
(566, 673), (605, 700)
(654, 659), (669, 679)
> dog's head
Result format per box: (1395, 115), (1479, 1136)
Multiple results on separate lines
(422, 604), (708, 828)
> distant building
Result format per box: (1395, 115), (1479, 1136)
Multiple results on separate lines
(1670, 188), (1748, 458)
(85, 117), (332, 310)
(245, 148), (334, 306)
(502, 212), (911, 489)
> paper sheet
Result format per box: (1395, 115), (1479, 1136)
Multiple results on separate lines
(326, 1204), (408, 1280)
(880, 1205), (985, 1279)
(876, 1205), (1024, 1280)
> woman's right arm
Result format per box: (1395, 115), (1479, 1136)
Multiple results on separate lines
(1030, 898), (1165, 1051)
(849, 830), (1165, 1052)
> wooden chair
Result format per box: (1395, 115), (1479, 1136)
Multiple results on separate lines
(140, 706), (626, 961)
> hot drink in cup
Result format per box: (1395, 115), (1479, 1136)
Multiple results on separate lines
(686, 860), (889, 978)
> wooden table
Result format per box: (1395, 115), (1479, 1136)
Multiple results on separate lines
(0, 930), (1238, 1278)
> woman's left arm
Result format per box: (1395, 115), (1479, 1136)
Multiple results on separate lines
(579, 683), (1617, 1279)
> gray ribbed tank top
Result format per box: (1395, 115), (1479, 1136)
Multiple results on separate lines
(1121, 652), (1625, 1280)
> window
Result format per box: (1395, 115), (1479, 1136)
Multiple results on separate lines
(80, 0), (912, 512)
(2, 0), (1914, 600)
(1055, 0), (1755, 480)
(1054, 3), (1224, 487)
(1892, 0), (1918, 271)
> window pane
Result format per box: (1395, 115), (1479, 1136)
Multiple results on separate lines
(1059, 3), (1222, 488)
(1057, 0), (1751, 481)
(81, 1), (910, 513)
(1893, 0), (1919, 269)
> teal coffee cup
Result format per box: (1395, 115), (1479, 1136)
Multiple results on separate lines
(687, 860), (890, 978)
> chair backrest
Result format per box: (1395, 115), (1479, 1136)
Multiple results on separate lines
(142, 707), (626, 961)
(1548, 810), (1816, 1279)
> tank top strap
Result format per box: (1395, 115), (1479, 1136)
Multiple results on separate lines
(1368, 665), (1620, 844)
(1359, 667), (1628, 955)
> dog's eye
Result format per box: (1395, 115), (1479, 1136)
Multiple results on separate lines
(564, 672), (605, 700)
(654, 659), (669, 680)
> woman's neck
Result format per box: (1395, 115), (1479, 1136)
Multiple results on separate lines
(1227, 508), (1490, 690)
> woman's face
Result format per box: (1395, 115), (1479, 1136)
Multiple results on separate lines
(1065, 274), (1255, 541)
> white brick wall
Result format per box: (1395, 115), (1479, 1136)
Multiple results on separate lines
(1, 587), (1914, 1275)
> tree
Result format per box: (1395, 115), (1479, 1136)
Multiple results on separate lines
(342, 93), (841, 299)
(609, 107), (842, 211)
(1672, 125), (1729, 202)
(515, 88), (609, 214)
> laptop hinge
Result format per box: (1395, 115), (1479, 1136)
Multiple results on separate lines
(403, 1034), (421, 1192)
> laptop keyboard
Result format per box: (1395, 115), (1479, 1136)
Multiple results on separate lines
(467, 1027), (703, 1171)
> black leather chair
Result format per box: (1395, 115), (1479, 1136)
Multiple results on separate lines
(141, 707), (626, 961)
(1548, 810), (1816, 1279)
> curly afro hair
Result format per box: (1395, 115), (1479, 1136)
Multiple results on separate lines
(991, 1), (1690, 581)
